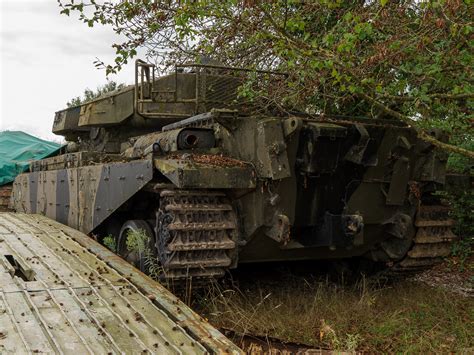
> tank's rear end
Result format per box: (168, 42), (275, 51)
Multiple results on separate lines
(12, 61), (456, 283)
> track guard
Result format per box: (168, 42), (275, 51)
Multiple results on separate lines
(13, 159), (153, 234)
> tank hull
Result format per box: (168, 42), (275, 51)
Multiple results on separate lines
(12, 113), (452, 269)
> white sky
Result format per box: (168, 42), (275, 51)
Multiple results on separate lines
(0, 0), (137, 142)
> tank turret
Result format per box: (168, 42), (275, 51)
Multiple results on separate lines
(53, 61), (250, 152)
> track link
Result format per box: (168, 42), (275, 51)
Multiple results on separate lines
(392, 205), (457, 274)
(155, 190), (238, 283)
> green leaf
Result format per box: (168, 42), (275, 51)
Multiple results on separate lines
(343, 12), (352, 22)
(55, 0), (474, 158)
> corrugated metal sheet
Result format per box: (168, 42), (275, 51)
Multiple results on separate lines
(0, 213), (242, 354)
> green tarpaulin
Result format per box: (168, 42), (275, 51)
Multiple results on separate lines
(0, 131), (62, 186)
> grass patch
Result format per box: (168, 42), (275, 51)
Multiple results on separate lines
(102, 234), (116, 252)
(194, 272), (473, 353)
(124, 228), (168, 285)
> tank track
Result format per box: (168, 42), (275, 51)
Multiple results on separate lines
(155, 190), (238, 283)
(390, 204), (457, 274)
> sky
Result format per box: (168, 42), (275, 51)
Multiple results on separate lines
(0, 0), (136, 141)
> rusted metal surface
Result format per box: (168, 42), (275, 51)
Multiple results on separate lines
(123, 128), (215, 159)
(0, 212), (242, 354)
(395, 205), (457, 272)
(156, 190), (238, 281)
(29, 152), (124, 172)
(154, 157), (256, 189)
(11, 159), (154, 234)
(0, 185), (12, 212)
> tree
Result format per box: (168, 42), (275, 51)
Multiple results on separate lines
(58, 0), (473, 157)
(67, 80), (126, 107)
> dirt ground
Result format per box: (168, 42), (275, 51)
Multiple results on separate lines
(415, 255), (473, 297)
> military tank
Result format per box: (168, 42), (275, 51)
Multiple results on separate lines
(11, 60), (456, 282)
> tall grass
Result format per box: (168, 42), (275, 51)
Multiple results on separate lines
(194, 272), (473, 353)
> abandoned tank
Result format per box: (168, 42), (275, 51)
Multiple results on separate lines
(11, 60), (456, 282)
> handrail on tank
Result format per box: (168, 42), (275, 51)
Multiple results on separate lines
(134, 59), (288, 117)
(135, 59), (156, 115)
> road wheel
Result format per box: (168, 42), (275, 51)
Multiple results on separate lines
(117, 220), (155, 273)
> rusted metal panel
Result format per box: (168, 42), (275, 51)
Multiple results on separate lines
(154, 157), (256, 189)
(12, 160), (154, 234)
(256, 119), (291, 180)
(0, 212), (242, 354)
(52, 106), (86, 136)
(386, 157), (410, 206)
(0, 185), (12, 212)
(78, 87), (134, 127)
(30, 152), (124, 172)
(123, 128), (215, 159)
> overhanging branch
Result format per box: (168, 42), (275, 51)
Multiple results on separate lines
(358, 93), (474, 159)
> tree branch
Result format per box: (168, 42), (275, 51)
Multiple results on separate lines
(358, 93), (474, 159)
(381, 93), (474, 101)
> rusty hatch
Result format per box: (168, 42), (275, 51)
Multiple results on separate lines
(0, 213), (242, 354)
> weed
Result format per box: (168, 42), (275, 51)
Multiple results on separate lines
(194, 273), (473, 353)
(102, 234), (116, 252)
(451, 237), (474, 272)
(437, 187), (474, 271)
(450, 190), (474, 239)
(444, 140), (473, 271)
(144, 250), (167, 284)
(125, 228), (149, 254)
(124, 228), (169, 287)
